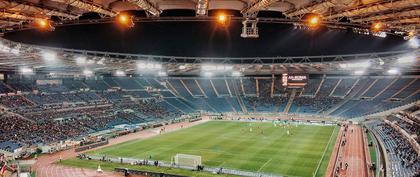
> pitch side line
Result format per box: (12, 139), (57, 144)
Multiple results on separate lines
(313, 126), (337, 177)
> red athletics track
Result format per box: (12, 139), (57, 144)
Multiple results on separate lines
(333, 125), (370, 177)
(31, 119), (209, 177)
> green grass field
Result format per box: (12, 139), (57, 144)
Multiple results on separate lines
(85, 121), (338, 177)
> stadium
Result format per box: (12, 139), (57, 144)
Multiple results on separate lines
(0, 0), (419, 177)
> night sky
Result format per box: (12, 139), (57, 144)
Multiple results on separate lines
(4, 19), (411, 57)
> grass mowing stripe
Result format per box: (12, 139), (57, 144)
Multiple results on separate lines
(314, 126), (340, 177)
(313, 126), (337, 177)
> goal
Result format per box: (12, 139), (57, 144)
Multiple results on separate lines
(174, 154), (202, 167)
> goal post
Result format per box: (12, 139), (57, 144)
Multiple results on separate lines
(174, 154), (202, 167)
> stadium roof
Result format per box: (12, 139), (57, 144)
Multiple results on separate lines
(0, 37), (418, 76)
(0, 0), (418, 35)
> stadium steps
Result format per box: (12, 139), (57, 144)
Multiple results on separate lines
(389, 78), (417, 100)
(165, 79), (182, 97)
(372, 78), (398, 99)
(179, 80), (195, 97)
(284, 89), (296, 114)
(2, 83), (15, 93)
(273, 96), (285, 113)
(326, 78), (372, 115)
(224, 79), (234, 97)
(239, 78), (249, 96)
(344, 78), (360, 97)
(313, 77), (325, 97)
(229, 79), (247, 113)
(256, 78), (260, 97)
(163, 100), (186, 113)
(194, 79), (207, 97)
(208, 79), (221, 97)
(21, 95), (36, 106)
(358, 79), (378, 99)
(329, 78), (342, 97)
(225, 97), (238, 113)
(270, 77), (275, 97)
(9, 112), (35, 123)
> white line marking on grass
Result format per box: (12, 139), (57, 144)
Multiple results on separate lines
(313, 126), (337, 177)
(257, 158), (273, 172)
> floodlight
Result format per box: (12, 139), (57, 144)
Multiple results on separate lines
(354, 70), (364, 75)
(387, 68), (399, 75)
(114, 70), (126, 76)
(203, 71), (213, 77)
(179, 65), (186, 70)
(232, 71), (242, 77)
(75, 56), (87, 65)
(41, 50), (57, 61)
(20, 67), (34, 75)
(116, 13), (134, 28)
(397, 54), (417, 64)
(158, 71), (167, 77)
(83, 69), (93, 76)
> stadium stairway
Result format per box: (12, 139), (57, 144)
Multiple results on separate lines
(284, 89), (296, 114)
(228, 79), (247, 113)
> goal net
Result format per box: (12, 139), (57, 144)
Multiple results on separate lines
(174, 154), (202, 167)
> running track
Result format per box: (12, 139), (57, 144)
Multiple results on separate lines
(32, 119), (208, 177)
(335, 125), (370, 177)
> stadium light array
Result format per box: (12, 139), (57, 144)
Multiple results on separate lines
(203, 71), (213, 77)
(114, 70), (126, 77)
(19, 67), (34, 75)
(232, 71), (242, 77)
(353, 70), (365, 75)
(10, 47), (20, 55)
(179, 65), (186, 70)
(371, 22), (384, 32)
(339, 61), (371, 69)
(387, 68), (400, 75)
(202, 64), (232, 71)
(75, 56), (87, 65)
(41, 50), (57, 61)
(217, 13), (227, 25)
(372, 32), (387, 38)
(35, 19), (54, 31)
(158, 71), (167, 77)
(116, 13), (134, 28)
(97, 57), (105, 65)
(306, 15), (321, 28)
(137, 61), (163, 70)
(87, 59), (95, 65)
(397, 54), (417, 64)
(83, 69), (93, 76)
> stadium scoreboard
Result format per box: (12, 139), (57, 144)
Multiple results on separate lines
(282, 74), (308, 88)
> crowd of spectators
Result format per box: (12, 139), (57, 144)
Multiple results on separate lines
(379, 123), (420, 175)
(0, 82), (184, 152)
(388, 114), (420, 143)
(242, 79), (288, 112)
(0, 95), (33, 108)
(293, 96), (342, 114)
(0, 114), (88, 147)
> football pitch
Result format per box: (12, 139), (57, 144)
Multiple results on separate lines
(88, 121), (338, 177)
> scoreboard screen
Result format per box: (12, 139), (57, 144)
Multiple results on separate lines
(282, 74), (308, 88)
